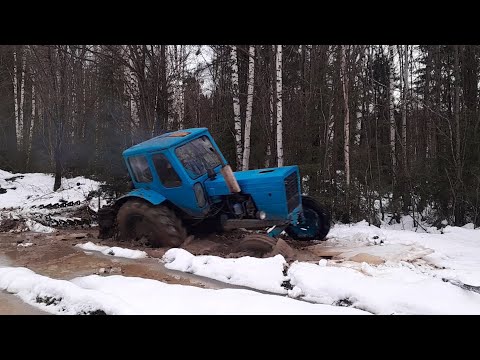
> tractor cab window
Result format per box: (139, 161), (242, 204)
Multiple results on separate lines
(128, 155), (153, 183)
(152, 153), (182, 188)
(175, 136), (222, 179)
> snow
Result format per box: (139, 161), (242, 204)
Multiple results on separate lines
(0, 169), (105, 231)
(328, 221), (480, 286)
(0, 170), (102, 209)
(287, 261), (480, 315)
(163, 248), (288, 294)
(76, 242), (147, 259)
(25, 219), (55, 233)
(161, 221), (480, 315)
(0, 267), (367, 315)
(17, 242), (33, 247)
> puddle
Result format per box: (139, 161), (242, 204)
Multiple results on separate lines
(0, 291), (47, 315)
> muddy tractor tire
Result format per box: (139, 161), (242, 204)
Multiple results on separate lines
(285, 195), (330, 241)
(116, 199), (187, 248)
(97, 205), (117, 239)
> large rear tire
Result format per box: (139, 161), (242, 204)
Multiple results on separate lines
(116, 199), (187, 248)
(285, 195), (330, 241)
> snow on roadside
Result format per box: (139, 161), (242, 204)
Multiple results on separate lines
(0, 267), (126, 315)
(163, 248), (288, 294)
(0, 267), (368, 315)
(1, 169), (105, 231)
(0, 170), (102, 210)
(287, 261), (480, 315)
(327, 221), (480, 286)
(76, 242), (147, 259)
(25, 219), (56, 233)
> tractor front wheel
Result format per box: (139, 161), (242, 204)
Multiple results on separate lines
(285, 196), (330, 241)
(116, 199), (187, 248)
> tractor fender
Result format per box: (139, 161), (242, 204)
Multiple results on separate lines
(114, 189), (167, 209)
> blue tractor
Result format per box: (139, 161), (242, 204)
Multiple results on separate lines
(97, 128), (330, 254)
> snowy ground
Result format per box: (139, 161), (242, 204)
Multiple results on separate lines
(0, 169), (106, 233)
(163, 221), (480, 315)
(0, 267), (366, 315)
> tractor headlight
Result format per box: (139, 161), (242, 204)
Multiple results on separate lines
(194, 182), (206, 208)
(256, 210), (266, 220)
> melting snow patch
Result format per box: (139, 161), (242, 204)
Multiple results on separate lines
(76, 242), (147, 259)
(287, 261), (480, 315)
(25, 219), (56, 233)
(17, 242), (34, 247)
(163, 248), (288, 294)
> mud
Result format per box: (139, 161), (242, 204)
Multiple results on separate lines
(0, 228), (434, 314)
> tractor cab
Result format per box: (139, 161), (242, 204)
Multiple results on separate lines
(122, 128), (224, 218)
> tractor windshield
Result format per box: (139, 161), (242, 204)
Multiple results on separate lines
(175, 136), (222, 179)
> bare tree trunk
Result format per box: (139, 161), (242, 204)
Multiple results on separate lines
(276, 45), (284, 167)
(340, 45), (350, 187)
(242, 45), (255, 170)
(402, 45), (408, 170)
(389, 45), (397, 182)
(230, 45), (242, 170)
(454, 45), (461, 171)
(453, 44), (462, 225)
(265, 46), (275, 168)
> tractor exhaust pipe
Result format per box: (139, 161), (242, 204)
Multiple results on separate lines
(221, 164), (241, 193)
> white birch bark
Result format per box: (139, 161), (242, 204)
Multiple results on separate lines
(13, 49), (19, 148)
(242, 45), (255, 170)
(402, 45), (408, 169)
(355, 105), (362, 146)
(230, 45), (243, 170)
(340, 45), (350, 187)
(275, 45), (284, 167)
(28, 82), (35, 160)
(389, 45), (397, 177)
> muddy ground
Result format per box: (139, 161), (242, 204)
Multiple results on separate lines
(0, 227), (384, 315)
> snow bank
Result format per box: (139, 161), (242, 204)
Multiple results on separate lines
(0, 267), (127, 315)
(0, 267), (367, 315)
(287, 261), (480, 315)
(76, 242), (147, 259)
(0, 170), (102, 209)
(25, 219), (55, 233)
(0, 169), (105, 230)
(163, 248), (288, 294)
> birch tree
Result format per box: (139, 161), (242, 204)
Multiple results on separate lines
(230, 45), (242, 170)
(242, 45), (255, 170)
(401, 45), (408, 170)
(389, 45), (397, 181)
(340, 45), (350, 187)
(276, 45), (283, 167)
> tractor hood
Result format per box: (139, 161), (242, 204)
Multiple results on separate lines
(204, 166), (302, 221)
(205, 166), (297, 196)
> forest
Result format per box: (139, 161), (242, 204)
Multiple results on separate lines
(0, 45), (479, 227)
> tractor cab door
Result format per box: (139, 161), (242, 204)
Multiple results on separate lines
(150, 151), (208, 217)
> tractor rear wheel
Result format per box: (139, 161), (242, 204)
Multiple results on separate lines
(285, 195), (330, 241)
(116, 199), (187, 248)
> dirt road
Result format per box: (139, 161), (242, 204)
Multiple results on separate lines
(1, 229), (317, 314)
